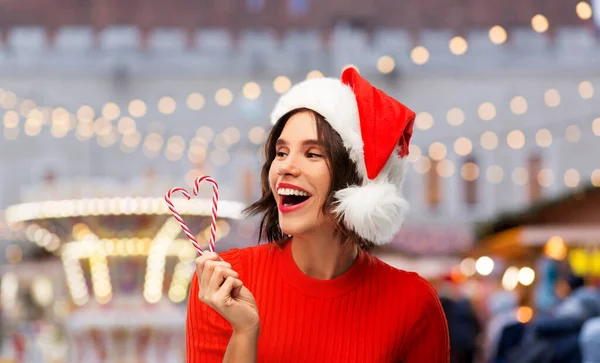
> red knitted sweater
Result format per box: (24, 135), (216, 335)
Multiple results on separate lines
(186, 241), (450, 362)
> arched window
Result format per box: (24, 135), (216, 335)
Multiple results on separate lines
(528, 154), (543, 202)
(463, 157), (479, 206)
(427, 160), (441, 209)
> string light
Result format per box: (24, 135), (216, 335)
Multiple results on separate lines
(502, 267), (520, 291)
(480, 131), (499, 150)
(517, 307), (533, 323)
(215, 88), (233, 106)
(446, 108), (465, 126)
(545, 89), (561, 107)
(249, 126), (266, 144)
(406, 145), (422, 163)
(461, 162), (480, 181)
(536, 129), (553, 147)
(19, 100), (36, 117)
(306, 70), (324, 79)
(429, 142), (447, 161)
(3, 110), (19, 128)
(242, 82), (261, 100)
(449, 36), (468, 55)
(77, 105), (95, 122)
(564, 169), (580, 188)
(531, 14), (550, 33)
(489, 26), (508, 44)
(158, 96), (176, 114)
(593, 118), (600, 136)
(454, 137), (473, 156)
(415, 112), (434, 130)
(411, 46), (430, 65)
(414, 156), (432, 174)
(128, 99), (147, 118)
(377, 56), (396, 73)
(436, 159), (455, 178)
(196, 126), (214, 142)
(117, 117), (136, 135)
(538, 169), (554, 187)
(510, 96), (528, 115)
(187, 93), (206, 110)
(576, 2), (593, 20)
(592, 169), (600, 187)
(507, 130), (526, 149)
(223, 126), (241, 144)
(102, 102), (120, 121)
(486, 165), (504, 184)
(565, 125), (581, 143)
(478, 102), (496, 121)
(578, 81), (594, 99)
(512, 167), (528, 186)
(273, 76), (292, 93)
(2, 91), (17, 109)
(24, 119), (42, 137)
(188, 143), (206, 163)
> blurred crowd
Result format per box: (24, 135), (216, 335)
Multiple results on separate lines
(438, 261), (600, 363)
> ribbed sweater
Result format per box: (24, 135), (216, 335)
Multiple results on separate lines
(186, 240), (450, 363)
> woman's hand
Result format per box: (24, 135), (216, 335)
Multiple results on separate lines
(195, 252), (260, 335)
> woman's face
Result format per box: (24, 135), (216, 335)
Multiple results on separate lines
(268, 111), (332, 237)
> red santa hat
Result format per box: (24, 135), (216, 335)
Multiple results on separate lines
(270, 68), (416, 245)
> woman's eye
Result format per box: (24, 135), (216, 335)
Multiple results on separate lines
(276, 151), (287, 157)
(307, 152), (323, 158)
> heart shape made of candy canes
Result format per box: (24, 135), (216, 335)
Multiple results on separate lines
(164, 176), (219, 255)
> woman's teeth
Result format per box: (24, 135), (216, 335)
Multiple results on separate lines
(277, 188), (309, 197)
(278, 188), (310, 207)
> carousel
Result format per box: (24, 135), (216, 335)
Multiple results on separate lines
(3, 173), (248, 362)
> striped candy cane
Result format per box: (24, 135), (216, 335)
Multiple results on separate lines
(193, 176), (219, 253)
(164, 187), (205, 254)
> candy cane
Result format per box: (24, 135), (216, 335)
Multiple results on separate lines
(164, 187), (205, 254)
(193, 176), (219, 253)
(164, 176), (220, 255)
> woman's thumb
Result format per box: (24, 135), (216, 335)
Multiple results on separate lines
(231, 279), (243, 298)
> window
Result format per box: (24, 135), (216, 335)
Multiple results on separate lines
(427, 160), (441, 209)
(289, 0), (309, 16)
(463, 157), (479, 206)
(246, 0), (265, 13)
(528, 155), (543, 202)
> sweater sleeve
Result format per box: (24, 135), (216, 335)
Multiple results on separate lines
(186, 248), (245, 363)
(402, 276), (450, 363)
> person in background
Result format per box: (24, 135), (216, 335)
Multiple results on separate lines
(483, 290), (519, 363)
(580, 316), (600, 363)
(438, 275), (481, 363)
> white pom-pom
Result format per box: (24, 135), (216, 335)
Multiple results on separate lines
(333, 183), (409, 245)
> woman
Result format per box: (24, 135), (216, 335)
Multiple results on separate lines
(187, 68), (450, 362)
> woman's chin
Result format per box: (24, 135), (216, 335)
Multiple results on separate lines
(279, 223), (310, 238)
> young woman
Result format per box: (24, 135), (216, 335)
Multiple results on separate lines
(186, 68), (450, 362)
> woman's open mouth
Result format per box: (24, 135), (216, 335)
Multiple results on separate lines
(277, 184), (311, 213)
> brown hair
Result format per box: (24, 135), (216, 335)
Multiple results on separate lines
(243, 108), (375, 252)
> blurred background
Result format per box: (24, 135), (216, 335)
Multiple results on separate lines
(0, 0), (599, 362)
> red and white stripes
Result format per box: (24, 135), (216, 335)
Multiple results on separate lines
(193, 176), (219, 253)
(164, 175), (220, 255)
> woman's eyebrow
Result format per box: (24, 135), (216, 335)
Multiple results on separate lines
(275, 139), (322, 147)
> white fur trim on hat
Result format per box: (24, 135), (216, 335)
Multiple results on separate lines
(270, 77), (409, 245)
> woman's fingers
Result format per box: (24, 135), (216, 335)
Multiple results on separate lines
(207, 266), (239, 293)
(214, 276), (244, 307)
(195, 253), (231, 302)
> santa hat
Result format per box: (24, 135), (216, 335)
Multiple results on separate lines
(270, 68), (416, 245)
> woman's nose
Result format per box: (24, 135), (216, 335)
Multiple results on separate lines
(277, 156), (300, 176)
